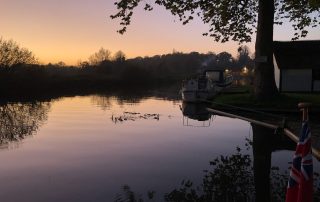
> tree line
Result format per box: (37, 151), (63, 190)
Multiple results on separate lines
(0, 37), (253, 97)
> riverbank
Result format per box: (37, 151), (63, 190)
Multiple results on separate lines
(213, 92), (320, 112)
(211, 92), (320, 155)
(0, 64), (183, 101)
(0, 82), (180, 104)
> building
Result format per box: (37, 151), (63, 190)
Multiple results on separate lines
(273, 40), (320, 92)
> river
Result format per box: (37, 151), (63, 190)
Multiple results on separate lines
(0, 93), (319, 202)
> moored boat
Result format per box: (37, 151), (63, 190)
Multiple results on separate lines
(181, 70), (232, 102)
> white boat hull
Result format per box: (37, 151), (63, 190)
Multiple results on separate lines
(181, 90), (216, 102)
(181, 70), (233, 102)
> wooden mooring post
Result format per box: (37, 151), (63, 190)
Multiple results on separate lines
(298, 102), (311, 122)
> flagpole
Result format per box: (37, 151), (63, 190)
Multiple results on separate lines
(298, 102), (311, 122)
(285, 103), (314, 202)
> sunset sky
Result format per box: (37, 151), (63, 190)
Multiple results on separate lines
(1, 0), (319, 65)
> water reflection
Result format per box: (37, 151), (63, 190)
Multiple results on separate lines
(0, 102), (50, 148)
(181, 102), (215, 127)
(111, 112), (160, 123)
(91, 89), (180, 110)
(252, 124), (296, 202)
(0, 95), (319, 202)
(91, 95), (113, 110)
(114, 123), (320, 202)
(181, 102), (211, 121)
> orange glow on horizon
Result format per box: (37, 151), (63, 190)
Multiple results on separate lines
(1, 0), (319, 65)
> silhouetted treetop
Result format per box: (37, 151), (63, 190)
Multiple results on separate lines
(114, 50), (126, 63)
(89, 47), (112, 65)
(237, 45), (251, 68)
(111, 0), (319, 42)
(0, 38), (38, 68)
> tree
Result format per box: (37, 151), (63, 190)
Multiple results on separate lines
(88, 47), (112, 65)
(0, 38), (38, 68)
(110, 0), (319, 99)
(237, 45), (251, 68)
(77, 60), (90, 68)
(56, 61), (66, 67)
(113, 50), (126, 63)
(216, 51), (233, 68)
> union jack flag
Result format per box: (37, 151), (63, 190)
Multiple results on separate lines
(286, 121), (313, 202)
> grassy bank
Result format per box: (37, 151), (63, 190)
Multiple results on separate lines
(213, 92), (320, 111)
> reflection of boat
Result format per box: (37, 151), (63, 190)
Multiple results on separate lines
(181, 102), (214, 127)
(181, 70), (233, 102)
(182, 102), (211, 121)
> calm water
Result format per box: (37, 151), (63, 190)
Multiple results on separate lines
(0, 94), (319, 202)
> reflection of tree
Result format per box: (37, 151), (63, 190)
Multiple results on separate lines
(91, 88), (181, 111)
(202, 147), (254, 201)
(163, 147), (255, 202)
(114, 142), (320, 202)
(0, 102), (50, 146)
(160, 147), (254, 202)
(91, 94), (147, 110)
(91, 95), (113, 110)
(270, 167), (289, 202)
(115, 185), (155, 202)
(115, 96), (143, 107)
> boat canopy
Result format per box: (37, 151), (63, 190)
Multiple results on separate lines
(202, 69), (225, 83)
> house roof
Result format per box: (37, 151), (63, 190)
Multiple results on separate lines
(273, 40), (320, 69)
